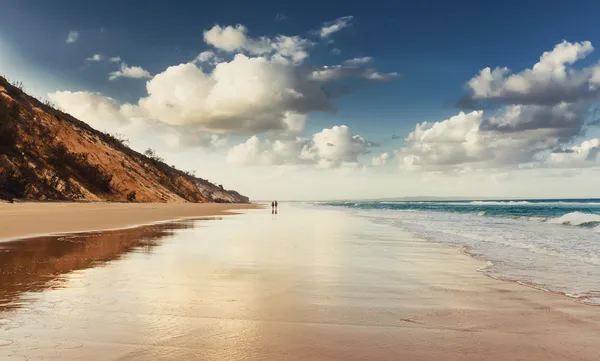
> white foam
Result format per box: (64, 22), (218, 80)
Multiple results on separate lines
(353, 207), (600, 305)
(548, 212), (600, 226)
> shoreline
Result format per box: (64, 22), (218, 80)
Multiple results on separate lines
(0, 202), (259, 242)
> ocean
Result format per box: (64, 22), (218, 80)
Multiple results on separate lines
(318, 199), (600, 304)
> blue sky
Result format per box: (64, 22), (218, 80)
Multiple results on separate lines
(2, 0), (600, 199)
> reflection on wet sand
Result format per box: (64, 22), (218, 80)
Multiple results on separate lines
(0, 222), (194, 312)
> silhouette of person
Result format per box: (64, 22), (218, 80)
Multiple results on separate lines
(271, 201), (275, 214)
(274, 200), (278, 214)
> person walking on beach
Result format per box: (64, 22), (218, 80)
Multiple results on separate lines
(271, 201), (275, 214)
(274, 201), (278, 213)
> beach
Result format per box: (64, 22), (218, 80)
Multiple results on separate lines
(1, 203), (599, 360)
(0, 202), (257, 241)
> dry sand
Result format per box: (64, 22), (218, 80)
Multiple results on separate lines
(1, 204), (599, 360)
(0, 202), (258, 241)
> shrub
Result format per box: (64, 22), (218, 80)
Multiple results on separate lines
(144, 148), (164, 163)
(126, 190), (136, 201)
(105, 132), (129, 146)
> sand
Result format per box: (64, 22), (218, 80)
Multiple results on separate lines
(0, 202), (258, 241)
(1, 204), (599, 360)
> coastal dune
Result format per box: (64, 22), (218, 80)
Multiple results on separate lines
(0, 202), (258, 241)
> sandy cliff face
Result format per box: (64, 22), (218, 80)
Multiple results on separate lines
(0, 76), (248, 203)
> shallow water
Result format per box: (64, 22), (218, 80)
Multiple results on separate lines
(320, 200), (600, 303)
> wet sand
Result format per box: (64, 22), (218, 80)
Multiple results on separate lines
(1, 205), (599, 360)
(0, 202), (257, 241)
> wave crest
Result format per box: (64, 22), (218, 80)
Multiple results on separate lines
(548, 212), (600, 226)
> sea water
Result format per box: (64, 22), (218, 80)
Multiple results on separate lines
(319, 199), (600, 304)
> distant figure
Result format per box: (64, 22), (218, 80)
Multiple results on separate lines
(275, 201), (278, 214)
(271, 201), (275, 214)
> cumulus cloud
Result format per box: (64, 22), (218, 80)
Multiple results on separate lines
(227, 125), (372, 168)
(48, 90), (222, 150)
(86, 54), (103, 62)
(50, 20), (397, 151)
(48, 91), (135, 133)
(109, 62), (152, 80)
(203, 24), (312, 63)
(164, 129), (227, 149)
(319, 16), (353, 38)
(66, 30), (79, 44)
(462, 40), (600, 106)
(193, 50), (221, 64)
(136, 50), (395, 135)
(390, 40), (600, 173)
(396, 102), (592, 171)
(372, 152), (393, 166)
(546, 138), (600, 167)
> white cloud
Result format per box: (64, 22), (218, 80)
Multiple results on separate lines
(164, 129), (227, 149)
(66, 30), (79, 44)
(343, 57), (373, 65)
(49, 21), (397, 152)
(48, 91), (132, 132)
(319, 16), (353, 38)
(331, 48), (341, 55)
(136, 51), (394, 135)
(372, 152), (393, 166)
(546, 138), (600, 167)
(86, 54), (103, 62)
(48, 90), (222, 150)
(194, 50), (220, 64)
(364, 71), (399, 81)
(203, 25), (312, 63)
(463, 40), (600, 106)
(310, 65), (398, 82)
(396, 102), (591, 171)
(227, 125), (372, 168)
(109, 62), (152, 80)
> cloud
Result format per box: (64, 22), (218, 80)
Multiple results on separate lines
(109, 62), (152, 80)
(48, 90), (223, 150)
(372, 152), (393, 166)
(86, 54), (103, 62)
(164, 128), (227, 149)
(137, 49), (395, 135)
(48, 91), (132, 132)
(50, 21), (397, 149)
(310, 65), (398, 82)
(275, 13), (287, 22)
(343, 57), (373, 65)
(319, 16), (353, 38)
(396, 102), (591, 171)
(193, 50), (221, 64)
(331, 48), (341, 55)
(462, 40), (600, 107)
(546, 138), (600, 167)
(227, 125), (373, 168)
(66, 30), (79, 44)
(203, 24), (312, 63)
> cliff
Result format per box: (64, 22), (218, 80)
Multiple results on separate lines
(0, 76), (248, 203)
